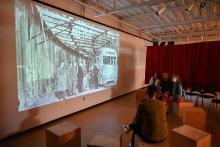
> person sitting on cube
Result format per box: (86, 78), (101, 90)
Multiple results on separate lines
(123, 85), (168, 147)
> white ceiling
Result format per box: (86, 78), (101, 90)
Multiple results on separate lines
(83, 0), (220, 43)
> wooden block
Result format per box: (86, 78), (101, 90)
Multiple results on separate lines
(183, 107), (206, 130)
(88, 133), (121, 147)
(135, 135), (169, 147)
(171, 125), (211, 147)
(172, 101), (194, 118)
(46, 121), (81, 147)
(136, 88), (146, 102)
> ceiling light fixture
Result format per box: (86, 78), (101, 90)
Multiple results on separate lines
(200, 0), (207, 8)
(155, 5), (167, 16)
(184, 1), (194, 14)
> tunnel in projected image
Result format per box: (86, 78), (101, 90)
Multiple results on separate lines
(15, 0), (119, 111)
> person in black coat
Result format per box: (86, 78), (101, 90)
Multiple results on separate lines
(160, 73), (173, 95)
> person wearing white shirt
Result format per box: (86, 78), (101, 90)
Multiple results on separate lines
(149, 73), (160, 88)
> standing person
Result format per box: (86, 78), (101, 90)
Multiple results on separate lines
(66, 62), (73, 97)
(82, 60), (89, 91)
(77, 59), (84, 93)
(72, 60), (78, 94)
(93, 63), (99, 89)
(55, 62), (66, 99)
(149, 73), (160, 88)
(123, 85), (168, 147)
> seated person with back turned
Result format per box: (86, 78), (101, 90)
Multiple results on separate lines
(123, 85), (168, 147)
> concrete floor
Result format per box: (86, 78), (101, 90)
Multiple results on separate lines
(0, 91), (220, 147)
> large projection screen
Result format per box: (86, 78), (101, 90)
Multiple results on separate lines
(15, 0), (120, 111)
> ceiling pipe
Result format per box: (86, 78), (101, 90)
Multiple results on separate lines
(156, 5), (167, 15)
(71, 0), (159, 41)
(184, 0), (195, 14)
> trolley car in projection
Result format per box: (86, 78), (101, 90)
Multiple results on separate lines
(96, 47), (118, 86)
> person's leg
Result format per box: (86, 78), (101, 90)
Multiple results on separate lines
(129, 123), (135, 130)
(130, 123), (141, 147)
(123, 123), (141, 147)
(131, 130), (135, 147)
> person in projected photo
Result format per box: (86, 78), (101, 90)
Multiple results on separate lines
(72, 61), (78, 94)
(66, 62), (74, 97)
(55, 62), (66, 99)
(77, 59), (84, 93)
(82, 60), (89, 91)
(93, 63), (100, 89)
(123, 85), (168, 147)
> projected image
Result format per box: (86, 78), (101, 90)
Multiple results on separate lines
(15, 0), (119, 111)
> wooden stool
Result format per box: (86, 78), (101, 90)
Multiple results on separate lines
(88, 133), (121, 147)
(46, 121), (81, 147)
(183, 107), (206, 130)
(171, 125), (211, 147)
(136, 88), (146, 102)
(135, 135), (169, 147)
(172, 101), (194, 118)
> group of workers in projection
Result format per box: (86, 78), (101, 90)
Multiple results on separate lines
(55, 57), (101, 100)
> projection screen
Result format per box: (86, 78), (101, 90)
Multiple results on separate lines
(15, 0), (120, 111)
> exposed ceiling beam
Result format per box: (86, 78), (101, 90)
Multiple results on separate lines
(122, 0), (220, 21)
(95, 0), (174, 16)
(141, 16), (220, 30)
(72, 0), (159, 41)
(121, 10), (156, 20)
(158, 28), (220, 39)
(121, 6), (192, 21)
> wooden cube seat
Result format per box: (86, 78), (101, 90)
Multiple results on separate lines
(183, 107), (206, 130)
(171, 125), (211, 147)
(172, 101), (194, 118)
(46, 121), (81, 147)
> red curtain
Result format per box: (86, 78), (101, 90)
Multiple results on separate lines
(145, 41), (220, 90)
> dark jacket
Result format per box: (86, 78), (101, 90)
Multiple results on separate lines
(173, 83), (183, 99)
(160, 80), (173, 94)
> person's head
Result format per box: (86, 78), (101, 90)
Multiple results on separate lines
(153, 72), (160, 79)
(162, 73), (169, 81)
(172, 74), (181, 84)
(146, 85), (159, 100)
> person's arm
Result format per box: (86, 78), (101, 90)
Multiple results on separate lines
(149, 77), (153, 85)
(133, 103), (144, 124)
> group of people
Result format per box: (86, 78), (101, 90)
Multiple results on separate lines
(149, 72), (183, 102)
(123, 72), (183, 147)
(55, 59), (101, 99)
